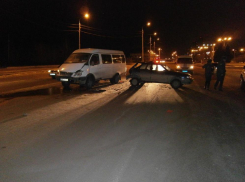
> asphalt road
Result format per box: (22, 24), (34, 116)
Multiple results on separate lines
(0, 63), (245, 182)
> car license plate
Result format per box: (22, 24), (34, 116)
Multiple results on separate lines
(60, 78), (69, 81)
(50, 73), (56, 76)
(182, 70), (188, 72)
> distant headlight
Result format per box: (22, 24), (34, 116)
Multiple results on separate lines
(176, 65), (180, 69)
(48, 70), (51, 73)
(190, 66), (194, 69)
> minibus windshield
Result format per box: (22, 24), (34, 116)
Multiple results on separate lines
(177, 58), (193, 64)
(65, 53), (92, 63)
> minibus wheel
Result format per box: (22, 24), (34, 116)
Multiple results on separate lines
(85, 76), (94, 89)
(110, 74), (120, 84)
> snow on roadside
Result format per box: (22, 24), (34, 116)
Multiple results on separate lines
(0, 80), (131, 157)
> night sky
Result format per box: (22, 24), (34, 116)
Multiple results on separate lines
(1, 0), (245, 65)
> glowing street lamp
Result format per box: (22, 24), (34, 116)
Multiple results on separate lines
(217, 37), (232, 42)
(217, 37), (232, 48)
(84, 13), (89, 19)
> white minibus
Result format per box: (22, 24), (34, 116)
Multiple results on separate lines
(56, 48), (127, 89)
(175, 55), (194, 74)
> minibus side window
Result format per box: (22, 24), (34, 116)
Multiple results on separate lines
(90, 54), (100, 66)
(112, 55), (122, 63)
(102, 54), (112, 64)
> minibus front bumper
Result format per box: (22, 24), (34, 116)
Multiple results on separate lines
(56, 75), (87, 85)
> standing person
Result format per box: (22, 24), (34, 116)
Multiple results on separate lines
(214, 56), (226, 91)
(202, 59), (214, 90)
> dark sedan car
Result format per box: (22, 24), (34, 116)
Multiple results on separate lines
(127, 62), (193, 89)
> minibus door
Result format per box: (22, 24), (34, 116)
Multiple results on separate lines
(88, 54), (102, 79)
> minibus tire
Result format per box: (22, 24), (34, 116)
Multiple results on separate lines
(85, 76), (94, 89)
(110, 74), (120, 84)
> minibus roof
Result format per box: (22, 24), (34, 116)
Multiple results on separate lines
(73, 48), (124, 54)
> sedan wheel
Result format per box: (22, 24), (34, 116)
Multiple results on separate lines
(171, 80), (181, 89)
(130, 78), (139, 86)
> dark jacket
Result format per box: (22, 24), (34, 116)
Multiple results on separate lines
(202, 63), (214, 76)
(217, 60), (226, 76)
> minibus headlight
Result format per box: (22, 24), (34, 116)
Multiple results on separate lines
(73, 70), (83, 77)
(190, 66), (194, 69)
(176, 65), (180, 69)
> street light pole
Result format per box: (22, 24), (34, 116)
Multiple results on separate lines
(158, 48), (162, 59)
(78, 13), (90, 49)
(154, 41), (155, 52)
(142, 28), (144, 62)
(79, 19), (81, 49)
(149, 32), (157, 61)
(153, 38), (159, 53)
(150, 36), (152, 53)
(212, 44), (215, 61)
(149, 36), (152, 61)
(142, 22), (151, 62)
